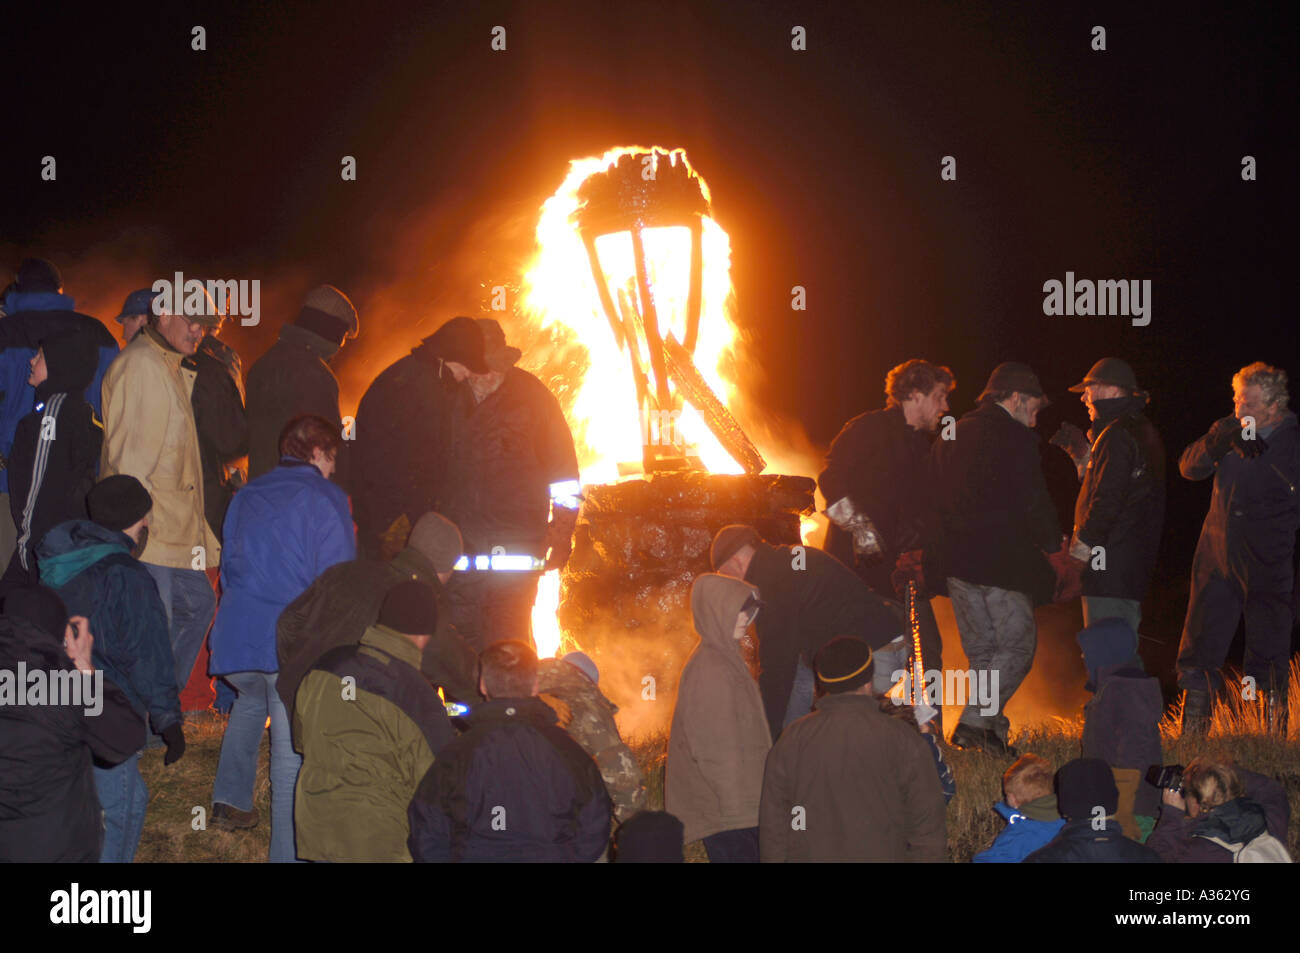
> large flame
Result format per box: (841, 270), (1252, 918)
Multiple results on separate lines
(521, 146), (748, 657)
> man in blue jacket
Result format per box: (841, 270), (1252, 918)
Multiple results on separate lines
(1176, 362), (1300, 736)
(0, 258), (119, 568)
(36, 475), (185, 862)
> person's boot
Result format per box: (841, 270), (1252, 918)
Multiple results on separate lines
(212, 803), (260, 831)
(1264, 683), (1289, 737)
(1181, 688), (1212, 737)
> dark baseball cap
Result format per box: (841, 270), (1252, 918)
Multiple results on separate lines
(977, 361), (1050, 406)
(114, 288), (160, 323)
(1068, 357), (1140, 393)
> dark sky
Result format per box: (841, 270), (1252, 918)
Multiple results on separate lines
(3, 0), (1295, 588)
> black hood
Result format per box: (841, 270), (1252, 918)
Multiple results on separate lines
(36, 329), (99, 400)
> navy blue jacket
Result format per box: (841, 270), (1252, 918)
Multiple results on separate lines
(1180, 412), (1300, 588)
(407, 696), (612, 862)
(1022, 818), (1162, 863)
(36, 520), (180, 734)
(0, 291), (118, 494)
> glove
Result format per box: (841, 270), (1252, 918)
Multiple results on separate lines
(1049, 422), (1091, 474)
(891, 550), (926, 598)
(1232, 430), (1268, 459)
(826, 496), (885, 558)
(161, 722), (186, 766)
(1046, 540), (1085, 604)
(1205, 416), (1240, 462)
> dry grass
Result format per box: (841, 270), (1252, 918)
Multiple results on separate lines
(138, 665), (1300, 862)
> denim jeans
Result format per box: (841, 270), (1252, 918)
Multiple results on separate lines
(144, 563), (217, 693)
(783, 659), (816, 729)
(702, 826), (759, 863)
(212, 671), (302, 863)
(94, 752), (148, 863)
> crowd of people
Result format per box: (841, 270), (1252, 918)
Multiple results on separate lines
(0, 254), (1295, 863)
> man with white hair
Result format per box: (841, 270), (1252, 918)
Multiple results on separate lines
(1176, 361), (1300, 736)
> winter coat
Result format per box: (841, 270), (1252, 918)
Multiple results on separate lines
(972, 795), (1065, 863)
(0, 612), (144, 862)
(209, 459), (355, 675)
(1180, 412), (1300, 592)
(351, 342), (461, 559)
(441, 367), (579, 557)
(665, 573), (772, 845)
(759, 692), (948, 862)
(744, 541), (906, 738)
(276, 546), (479, 720)
(37, 520), (180, 734)
(1146, 769), (1290, 863)
(3, 329), (103, 588)
(0, 291), (118, 495)
(537, 658), (647, 823)
(819, 404), (937, 581)
(245, 323), (346, 486)
(192, 333), (248, 542)
(929, 401), (1060, 604)
(407, 695), (612, 862)
(1022, 818), (1161, 863)
(1073, 396), (1166, 599)
(293, 624), (454, 862)
(100, 327), (220, 570)
(1080, 620), (1163, 818)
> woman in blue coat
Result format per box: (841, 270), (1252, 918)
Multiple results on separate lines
(209, 415), (355, 862)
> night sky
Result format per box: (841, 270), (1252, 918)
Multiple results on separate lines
(3, 1), (1296, 676)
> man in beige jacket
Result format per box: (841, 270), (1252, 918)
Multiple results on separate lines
(101, 295), (221, 694)
(665, 572), (771, 862)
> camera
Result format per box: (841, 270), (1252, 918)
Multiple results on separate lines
(1146, 764), (1184, 792)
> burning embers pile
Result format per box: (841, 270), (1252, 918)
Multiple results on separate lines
(519, 147), (813, 730)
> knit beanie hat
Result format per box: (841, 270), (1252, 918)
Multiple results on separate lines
(614, 811), (685, 863)
(563, 651), (599, 685)
(378, 580), (439, 635)
(87, 475), (153, 532)
(419, 316), (490, 374)
(16, 257), (62, 294)
(709, 524), (761, 571)
(1056, 758), (1119, 821)
(814, 636), (875, 694)
(295, 284), (358, 346)
(407, 512), (463, 574)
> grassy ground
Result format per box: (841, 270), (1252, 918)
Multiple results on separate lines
(137, 668), (1300, 863)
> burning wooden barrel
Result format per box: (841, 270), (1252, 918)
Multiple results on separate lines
(557, 471), (815, 735)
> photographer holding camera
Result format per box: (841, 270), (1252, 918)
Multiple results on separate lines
(1146, 757), (1291, 862)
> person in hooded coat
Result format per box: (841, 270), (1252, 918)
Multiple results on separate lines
(351, 316), (488, 560)
(0, 330), (104, 595)
(0, 259), (118, 568)
(0, 585), (144, 862)
(665, 573), (771, 862)
(1077, 617), (1163, 840)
